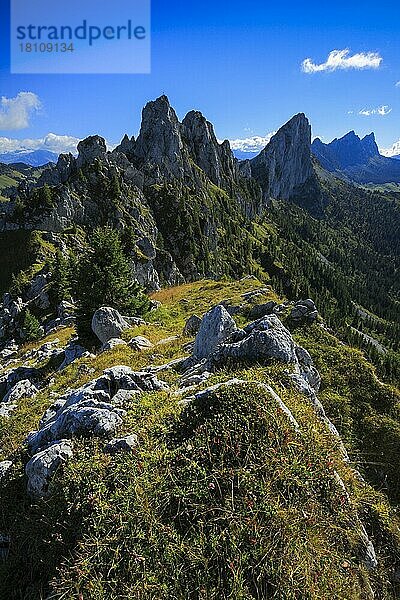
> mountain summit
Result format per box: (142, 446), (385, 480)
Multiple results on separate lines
(249, 113), (314, 200)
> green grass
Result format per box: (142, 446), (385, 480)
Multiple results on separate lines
(146, 278), (280, 333)
(0, 280), (399, 599)
(0, 172), (24, 191)
(292, 324), (400, 503)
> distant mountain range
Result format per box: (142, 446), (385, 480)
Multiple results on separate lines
(311, 131), (400, 184)
(232, 149), (259, 160)
(0, 149), (58, 167)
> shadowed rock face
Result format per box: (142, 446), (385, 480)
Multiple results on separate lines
(312, 131), (379, 171)
(132, 95), (192, 182)
(182, 110), (238, 187)
(76, 135), (107, 168)
(312, 131), (400, 184)
(250, 113), (313, 201)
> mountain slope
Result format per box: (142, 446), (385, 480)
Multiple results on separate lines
(0, 96), (398, 383)
(1, 97), (261, 288)
(0, 97), (399, 599)
(0, 279), (399, 599)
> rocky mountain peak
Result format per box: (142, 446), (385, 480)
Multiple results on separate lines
(114, 134), (136, 160)
(182, 110), (238, 186)
(132, 95), (189, 181)
(361, 132), (379, 157)
(127, 96), (239, 189)
(342, 130), (357, 140)
(77, 135), (107, 168)
(312, 130), (380, 172)
(138, 95), (181, 135)
(250, 113), (313, 201)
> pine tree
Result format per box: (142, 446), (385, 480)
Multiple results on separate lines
(75, 227), (149, 345)
(21, 309), (42, 342)
(50, 250), (72, 306)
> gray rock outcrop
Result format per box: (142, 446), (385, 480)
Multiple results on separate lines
(27, 365), (168, 455)
(25, 440), (74, 498)
(290, 299), (318, 324)
(58, 342), (90, 370)
(23, 364), (168, 495)
(193, 305), (238, 359)
(28, 402), (126, 455)
(2, 379), (38, 404)
(91, 307), (131, 344)
(210, 315), (298, 366)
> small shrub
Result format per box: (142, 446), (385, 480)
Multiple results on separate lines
(21, 309), (42, 342)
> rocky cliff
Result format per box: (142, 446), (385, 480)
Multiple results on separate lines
(0, 96), (267, 292)
(249, 113), (314, 201)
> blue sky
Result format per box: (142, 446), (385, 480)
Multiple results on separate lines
(1, 0), (400, 155)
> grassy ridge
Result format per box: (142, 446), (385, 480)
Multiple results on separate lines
(0, 280), (399, 599)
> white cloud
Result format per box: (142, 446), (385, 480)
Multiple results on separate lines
(223, 133), (275, 153)
(396, 81), (400, 87)
(0, 133), (118, 156)
(0, 92), (42, 130)
(358, 105), (392, 116)
(380, 139), (400, 157)
(302, 49), (383, 74)
(0, 133), (80, 155)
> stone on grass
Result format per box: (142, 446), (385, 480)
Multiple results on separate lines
(102, 338), (128, 352)
(27, 403), (125, 454)
(128, 336), (153, 351)
(290, 299), (318, 323)
(91, 307), (131, 344)
(104, 434), (138, 454)
(58, 341), (90, 370)
(193, 305), (237, 359)
(183, 315), (202, 336)
(25, 440), (73, 498)
(2, 379), (38, 404)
